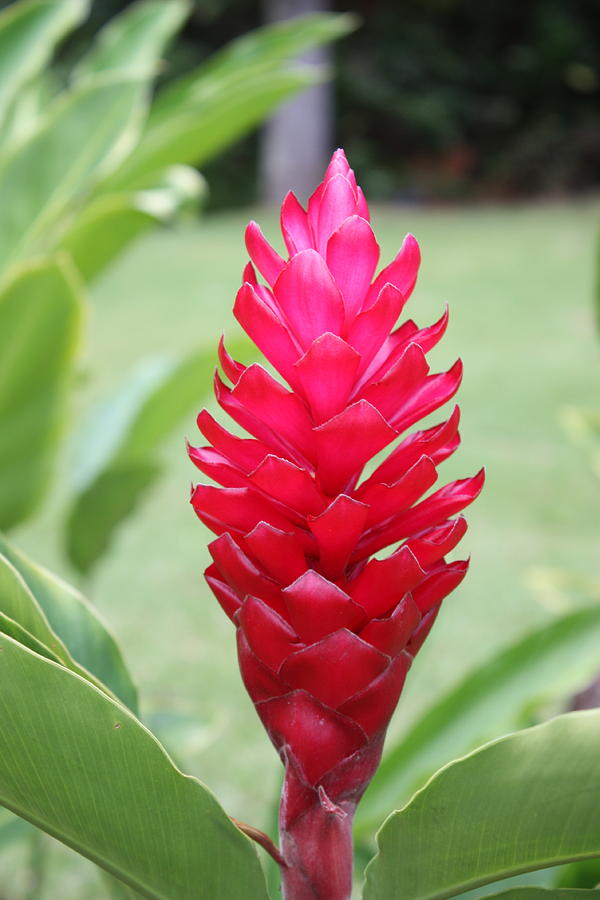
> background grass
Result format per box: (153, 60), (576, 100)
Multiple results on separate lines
(5, 197), (600, 898)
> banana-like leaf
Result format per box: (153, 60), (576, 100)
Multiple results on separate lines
(73, 0), (189, 79)
(103, 13), (355, 188)
(0, 70), (59, 154)
(363, 711), (600, 900)
(154, 12), (357, 105)
(0, 610), (62, 664)
(356, 606), (600, 837)
(0, 0), (88, 125)
(0, 633), (269, 900)
(555, 861), (600, 890)
(0, 535), (138, 711)
(0, 70), (148, 275)
(67, 461), (160, 575)
(0, 256), (83, 530)
(481, 891), (600, 900)
(59, 165), (204, 282)
(65, 339), (253, 574)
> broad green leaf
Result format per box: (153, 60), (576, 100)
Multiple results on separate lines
(0, 610), (61, 664)
(0, 70), (58, 154)
(0, 552), (128, 710)
(154, 12), (357, 108)
(102, 871), (145, 899)
(104, 13), (355, 188)
(67, 461), (160, 574)
(107, 63), (324, 188)
(480, 890), (600, 899)
(0, 634), (270, 900)
(0, 0), (87, 124)
(555, 861), (600, 890)
(65, 339), (253, 573)
(0, 256), (83, 530)
(0, 535), (138, 712)
(356, 606), (600, 837)
(0, 554), (78, 663)
(73, 0), (188, 79)
(60, 165), (204, 282)
(363, 711), (600, 900)
(0, 71), (148, 274)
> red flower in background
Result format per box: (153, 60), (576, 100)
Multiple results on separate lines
(189, 149), (483, 900)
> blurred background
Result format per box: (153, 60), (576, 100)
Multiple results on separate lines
(0, 0), (598, 896)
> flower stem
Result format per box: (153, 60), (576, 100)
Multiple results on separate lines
(280, 772), (355, 900)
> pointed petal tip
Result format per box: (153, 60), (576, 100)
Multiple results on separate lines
(282, 189), (304, 209)
(449, 358), (464, 382)
(242, 261), (256, 285)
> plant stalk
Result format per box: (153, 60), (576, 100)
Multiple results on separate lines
(280, 769), (355, 900)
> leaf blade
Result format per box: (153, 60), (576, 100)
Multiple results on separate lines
(64, 339), (254, 574)
(73, 0), (189, 79)
(0, 71), (148, 274)
(363, 712), (600, 900)
(0, 256), (83, 530)
(0, 0), (88, 124)
(356, 606), (600, 837)
(104, 13), (355, 187)
(0, 633), (269, 900)
(0, 535), (138, 712)
(59, 166), (204, 283)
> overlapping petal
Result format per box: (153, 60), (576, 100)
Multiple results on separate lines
(189, 149), (483, 895)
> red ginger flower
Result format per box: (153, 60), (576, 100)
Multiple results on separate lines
(189, 149), (483, 900)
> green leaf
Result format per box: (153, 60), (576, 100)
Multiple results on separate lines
(0, 0), (88, 125)
(59, 165), (204, 283)
(73, 0), (189, 79)
(555, 861), (600, 890)
(0, 70), (59, 154)
(356, 606), (600, 837)
(157, 12), (357, 100)
(65, 339), (253, 573)
(111, 64), (323, 188)
(101, 870), (145, 899)
(67, 461), (160, 575)
(0, 610), (62, 664)
(363, 711), (600, 900)
(104, 13), (355, 187)
(0, 634), (269, 900)
(0, 256), (83, 530)
(0, 550), (119, 705)
(0, 70), (148, 275)
(480, 891), (600, 900)
(0, 535), (138, 712)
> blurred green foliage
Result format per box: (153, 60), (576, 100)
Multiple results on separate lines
(0, 0), (352, 559)
(2, 193), (599, 899)
(68, 0), (599, 206)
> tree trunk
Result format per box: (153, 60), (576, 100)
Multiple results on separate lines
(260, 0), (333, 206)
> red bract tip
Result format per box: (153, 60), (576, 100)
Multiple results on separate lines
(189, 150), (483, 900)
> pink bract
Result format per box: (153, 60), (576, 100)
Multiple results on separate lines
(190, 149), (483, 900)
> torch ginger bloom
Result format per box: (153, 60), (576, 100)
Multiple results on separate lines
(189, 149), (483, 900)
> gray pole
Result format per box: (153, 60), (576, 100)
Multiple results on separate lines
(259, 0), (334, 206)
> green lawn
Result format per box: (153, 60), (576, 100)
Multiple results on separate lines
(7, 198), (600, 898)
